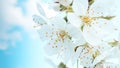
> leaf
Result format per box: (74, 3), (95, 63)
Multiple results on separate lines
(60, 4), (66, 11)
(60, 5), (73, 12)
(100, 16), (115, 20)
(108, 40), (118, 47)
(58, 62), (67, 68)
(89, 0), (94, 6)
(64, 16), (68, 22)
(94, 16), (115, 20)
(80, 24), (85, 31)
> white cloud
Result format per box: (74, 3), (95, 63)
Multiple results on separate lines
(0, 0), (39, 50)
(0, 0), (38, 32)
(0, 25), (23, 49)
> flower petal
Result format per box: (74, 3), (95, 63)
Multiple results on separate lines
(50, 16), (66, 28)
(93, 47), (117, 66)
(78, 46), (95, 67)
(32, 15), (47, 25)
(83, 19), (119, 46)
(89, 0), (120, 17)
(61, 40), (74, 63)
(37, 3), (46, 16)
(82, 25), (102, 46)
(44, 40), (62, 55)
(72, 0), (88, 16)
(66, 24), (86, 45)
(67, 13), (83, 28)
(111, 16), (120, 31)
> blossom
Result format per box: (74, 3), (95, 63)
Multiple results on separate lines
(91, 31), (120, 67)
(67, 0), (120, 46)
(92, 46), (120, 68)
(34, 14), (86, 63)
(71, 42), (112, 67)
(32, 3), (86, 63)
(72, 43), (100, 67)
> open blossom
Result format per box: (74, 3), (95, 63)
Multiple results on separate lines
(72, 43), (111, 67)
(72, 43), (100, 67)
(92, 33), (120, 68)
(67, 0), (120, 46)
(34, 12), (87, 63)
(92, 46), (120, 68)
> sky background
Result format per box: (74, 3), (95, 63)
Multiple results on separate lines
(0, 0), (56, 68)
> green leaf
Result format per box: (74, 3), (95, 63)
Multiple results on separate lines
(58, 62), (67, 68)
(94, 16), (115, 20)
(89, 0), (94, 6)
(108, 40), (118, 47)
(64, 16), (68, 22)
(68, 35), (72, 40)
(60, 5), (73, 13)
(100, 16), (115, 20)
(60, 4), (66, 11)
(80, 24), (84, 31)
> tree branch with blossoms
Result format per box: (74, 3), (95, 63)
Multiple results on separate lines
(33, 0), (120, 68)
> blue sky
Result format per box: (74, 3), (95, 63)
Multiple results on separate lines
(0, 0), (54, 68)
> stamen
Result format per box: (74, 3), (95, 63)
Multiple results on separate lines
(81, 16), (93, 25)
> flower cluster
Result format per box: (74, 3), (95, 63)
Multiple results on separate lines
(33, 0), (120, 68)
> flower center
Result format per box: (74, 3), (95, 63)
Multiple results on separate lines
(81, 16), (93, 25)
(66, 6), (73, 12)
(59, 30), (71, 41)
(59, 30), (66, 38)
(59, 30), (67, 41)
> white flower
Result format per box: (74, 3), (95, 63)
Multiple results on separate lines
(72, 43), (103, 67)
(67, 0), (120, 46)
(36, 15), (86, 63)
(74, 44), (111, 67)
(33, 3), (86, 64)
(93, 46), (120, 68)
(71, 41), (119, 67)
(91, 33), (120, 67)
